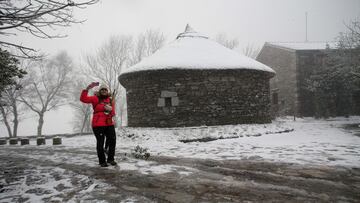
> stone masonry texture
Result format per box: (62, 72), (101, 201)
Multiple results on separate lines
(119, 69), (274, 127)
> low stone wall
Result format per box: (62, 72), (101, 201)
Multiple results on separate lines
(0, 139), (6, 145)
(20, 138), (29, 145)
(9, 138), (18, 145)
(52, 137), (62, 145)
(120, 69), (273, 127)
(37, 137), (46, 145)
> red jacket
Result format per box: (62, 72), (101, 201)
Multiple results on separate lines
(80, 90), (115, 127)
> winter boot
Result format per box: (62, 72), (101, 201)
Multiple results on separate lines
(107, 160), (117, 166)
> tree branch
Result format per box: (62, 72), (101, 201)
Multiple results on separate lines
(0, 0), (98, 57)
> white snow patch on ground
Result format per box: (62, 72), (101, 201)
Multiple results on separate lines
(16, 117), (360, 168)
(1, 117), (359, 202)
(0, 166), (112, 203)
(110, 117), (359, 167)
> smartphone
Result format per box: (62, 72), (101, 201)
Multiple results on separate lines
(93, 82), (100, 86)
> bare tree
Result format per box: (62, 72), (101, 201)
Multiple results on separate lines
(85, 35), (133, 92)
(341, 18), (360, 49)
(130, 29), (166, 65)
(0, 105), (12, 137)
(0, 85), (23, 137)
(215, 34), (260, 58)
(82, 35), (133, 127)
(339, 18), (360, 79)
(242, 43), (261, 59)
(215, 33), (239, 50)
(69, 78), (92, 134)
(79, 30), (166, 127)
(0, 0), (98, 57)
(20, 51), (73, 136)
(0, 59), (31, 137)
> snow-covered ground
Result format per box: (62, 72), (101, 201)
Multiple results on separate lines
(1, 117), (360, 202)
(61, 116), (360, 167)
(0, 165), (114, 203)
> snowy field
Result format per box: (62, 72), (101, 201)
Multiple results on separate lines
(62, 116), (360, 167)
(1, 117), (360, 202)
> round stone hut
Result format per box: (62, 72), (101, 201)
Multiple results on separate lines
(119, 25), (275, 127)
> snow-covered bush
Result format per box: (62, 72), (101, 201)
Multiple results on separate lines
(131, 145), (150, 160)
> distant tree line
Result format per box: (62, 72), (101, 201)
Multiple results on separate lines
(215, 33), (260, 58)
(0, 29), (166, 137)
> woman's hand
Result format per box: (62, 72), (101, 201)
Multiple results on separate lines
(86, 82), (99, 90)
(104, 104), (112, 112)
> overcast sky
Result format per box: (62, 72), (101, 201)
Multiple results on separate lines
(12, 0), (360, 58)
(1, 0), (360, 137)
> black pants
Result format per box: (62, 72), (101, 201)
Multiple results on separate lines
(92, 125), (116, 164)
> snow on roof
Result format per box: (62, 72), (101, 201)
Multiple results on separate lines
(267, 41), (338, 51)
(121, 25), (275, 75)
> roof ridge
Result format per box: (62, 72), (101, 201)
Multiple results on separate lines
(265, 41), (338, 51)
(267, 41), (337, 44)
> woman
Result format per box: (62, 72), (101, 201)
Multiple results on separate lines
(80, 82), (117, 167)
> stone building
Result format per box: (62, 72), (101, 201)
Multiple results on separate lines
(119, 26), (275, 127)
(257, 42), (360, 117)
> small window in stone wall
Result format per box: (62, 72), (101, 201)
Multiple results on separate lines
(157, 91), (179, 111)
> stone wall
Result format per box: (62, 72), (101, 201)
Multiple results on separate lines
(119, 69), (273, 127)
(257, 44), (298, 116)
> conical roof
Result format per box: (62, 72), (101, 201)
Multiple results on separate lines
(121, 25), (274, 75)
